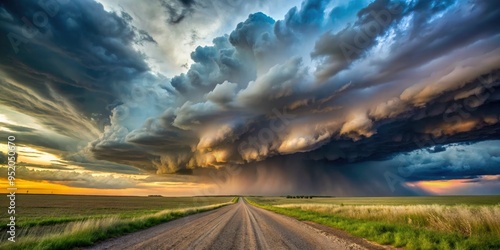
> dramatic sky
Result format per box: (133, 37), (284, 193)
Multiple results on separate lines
(0, 0), (499, 196)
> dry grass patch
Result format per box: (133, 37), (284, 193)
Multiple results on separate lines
(0, 200), (235, 250)
(276, 203), (500, 237)
(248, 197), (500, 249)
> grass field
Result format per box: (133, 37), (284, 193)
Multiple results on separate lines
(0, 194), (233, 227)
(3, 195), (499, 249)
(249, 196), (500, 250)
(253, 195), (500, 206)
(0, 194), (235, 250)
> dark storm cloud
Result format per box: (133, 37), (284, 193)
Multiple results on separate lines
(392, 141), (500, 181)
(62, 153), (144, 174)
(307, 76), (500, 164)
(367, 0), (500, 90)
(199, 155), (426, 196)
(86, 0), (500, 191)
(327, 0), (368, 24)
(89, 140), (159, 172)
(0, 0), (164, 177)
(279, 0), (328, 32)
(169, 34), (251, 98)
(0, 0), (156, 140)
(2, 0), (500, 195)
(312, 0), (406, 79)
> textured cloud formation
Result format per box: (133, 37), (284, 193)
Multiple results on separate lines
(90, 0), (500, 171)
(0, 0), (156, 143)
(98, 0), (303, 75)
(1, 0), (500, 195)
(0, 165), (139, 189)
(394, 141), (500, 181)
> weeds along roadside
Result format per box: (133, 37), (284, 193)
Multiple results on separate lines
(275, 203), (500, 237)
(0, 198), (238, 250)
(245, 198), (500, 250)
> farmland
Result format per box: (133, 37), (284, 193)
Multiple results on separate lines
(253, 195), (500, 206)
(249, 196), (500, 250)
(2, 195), (500, 249)
(0, 194), (235, 250)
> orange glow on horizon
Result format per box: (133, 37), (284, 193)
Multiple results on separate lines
(408, 175), (500, 195)
(0, 178), (216, 196)
(409, 179), (465, 194)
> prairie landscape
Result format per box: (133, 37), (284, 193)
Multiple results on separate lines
(2, 194), (500, 249)
(250, 196), (500, 249)
(1, 0), (500, 249)
(0, 195), (235, 250)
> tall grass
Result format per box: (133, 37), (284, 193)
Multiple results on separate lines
(0, 201), (235, 250)
(276, 204), (500, 237)
(247, 198), (500, 250)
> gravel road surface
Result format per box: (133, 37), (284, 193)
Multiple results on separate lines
(88, 198), (382, 250)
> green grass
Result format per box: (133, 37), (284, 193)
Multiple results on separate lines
(0, 194), (236, 250)
(254, 195), (500, 206)
(247, 197), (500, 250)
(0, 194), (233, 227)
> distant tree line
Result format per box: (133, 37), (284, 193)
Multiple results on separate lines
(286, 196), (313, 199)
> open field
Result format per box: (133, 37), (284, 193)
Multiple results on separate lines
(3, 195), (500, 249)
(249, 196), (500, 250)
(88, 198), (379, 250)
(0, 194), (234, 227)
(0, 195), (235, 250)
(253, 195), (500, 206)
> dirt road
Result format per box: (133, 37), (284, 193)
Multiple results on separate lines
(88, 198), (380, 250)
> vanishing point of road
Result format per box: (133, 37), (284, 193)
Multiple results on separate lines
(89, 198), (386, 250)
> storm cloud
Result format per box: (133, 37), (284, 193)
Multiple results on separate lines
(1, 0), (500, 195)
(0, 0), (155, 141)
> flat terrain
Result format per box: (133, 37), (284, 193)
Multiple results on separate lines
(250, 196), (500, 249)
(0, 194), (232, 227)
(89, 198), (380, 250)
(0, 195), (233, 248)
(3, 195), (499, 249)
(252, 195), (500, 206)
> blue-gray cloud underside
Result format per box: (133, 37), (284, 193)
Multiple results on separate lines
(1, 0), (500, 195)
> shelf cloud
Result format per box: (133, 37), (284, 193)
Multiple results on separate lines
(1, 0), (499, 195)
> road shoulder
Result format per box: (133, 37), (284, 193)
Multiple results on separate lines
(301, 221), (397, 250)
(245, 198), (396, 250)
